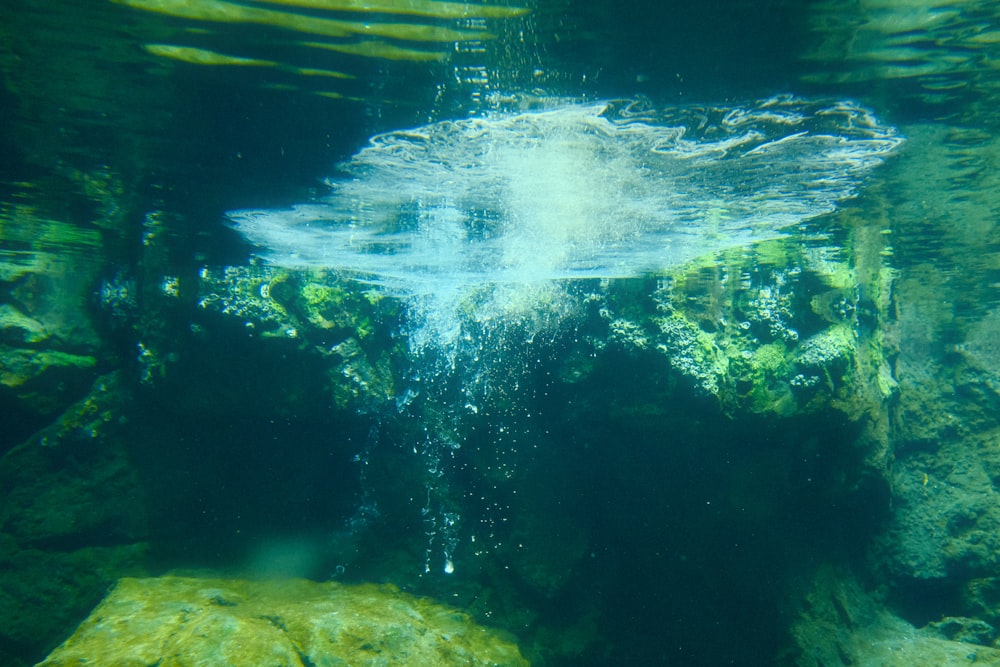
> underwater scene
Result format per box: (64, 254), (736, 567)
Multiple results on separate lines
(1, 0), (1000, 664)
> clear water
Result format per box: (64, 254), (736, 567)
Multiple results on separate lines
(1, 0), (999, 665)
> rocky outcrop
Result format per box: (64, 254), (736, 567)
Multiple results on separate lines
(790, 567), (1000, 666)
(0, 373), (147, 666)
(38, 575), (528, 667)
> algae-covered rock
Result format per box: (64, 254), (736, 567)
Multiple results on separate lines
(591, 229), (892, 422)
(38, 576), (529, 667)
(653, 311), (727, 396)
(0, 346), (97, 417)
(0, 202), (109, 445)
(194, 265), (401, 413)
(0, 542), (146, 666)
(790, 567), (1000, 667)
(0, 373), (148, 667)
(873, 428), (1000, 582)
(0, 373), (145, 549)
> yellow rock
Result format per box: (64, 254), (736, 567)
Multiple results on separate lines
(37, 575), (529, 666)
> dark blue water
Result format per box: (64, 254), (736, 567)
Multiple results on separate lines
(2, 0), (999, 665)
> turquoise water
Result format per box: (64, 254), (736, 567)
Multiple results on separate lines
(1, 0), (999, 665)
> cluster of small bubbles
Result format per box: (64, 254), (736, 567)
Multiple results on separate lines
(795, 327), (855, 368)
(160, 276), (180, 298)
(141, 211), (164, 247)
(454, 64), (489, 86)
(456, 17), (488, 32)
(441, 511), (460, 575)
(421, 486), (462, 575)
(829, 295), (856, 321)
(742, 278), (799, 343)
(608, 318), (650, 351)
(790, 373), (820, 388)
(136, 341), (160, 384)
(469, 490), (513, 556)
(654, 315), (723, 396)
(98, 271), (137, 323)
(196, 266), (289, 333)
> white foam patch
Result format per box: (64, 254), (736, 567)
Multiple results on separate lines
(231, 95), (902, 352)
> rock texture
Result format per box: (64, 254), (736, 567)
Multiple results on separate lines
(790, 567), (1000, 667)
(0, 373), (147, 666)
(38, 575), (529, 667)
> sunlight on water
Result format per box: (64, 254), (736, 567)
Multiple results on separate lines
(232, 94), (902, 354)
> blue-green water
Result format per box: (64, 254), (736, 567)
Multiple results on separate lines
(1, 0), (999, 665)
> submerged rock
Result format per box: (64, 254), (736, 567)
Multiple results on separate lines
(0, 372), (147, 667)
(38, 575), (529, 667)
(790, 566), (1000, 666)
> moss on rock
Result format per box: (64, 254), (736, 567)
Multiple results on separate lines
(38, 575), (529, 667)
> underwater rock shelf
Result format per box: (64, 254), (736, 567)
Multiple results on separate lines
(37, 576), (529, 667)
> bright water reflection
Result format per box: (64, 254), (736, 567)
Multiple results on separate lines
(232, 94), (903, 351)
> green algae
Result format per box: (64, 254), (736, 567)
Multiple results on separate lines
(38, 575), (529, 666)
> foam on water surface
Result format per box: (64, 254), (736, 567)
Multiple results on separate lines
(231, 95), (902, 353)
